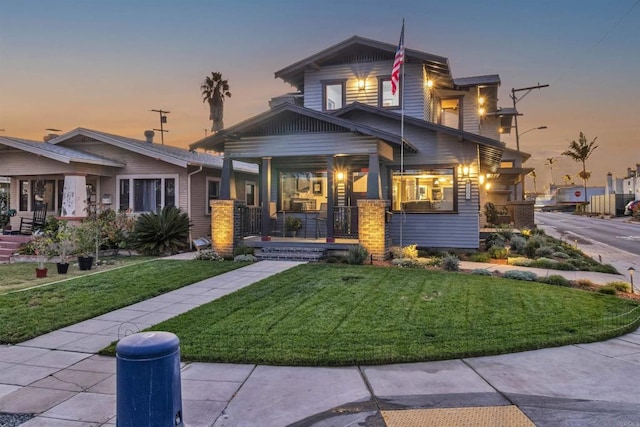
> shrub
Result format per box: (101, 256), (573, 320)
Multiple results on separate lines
(389, 246), (403, 259)
(524, 235), (546, 258)
(503, 270), (538, 281)
(325, 256), (346, 264)
(469, 252), (491, 263)
(488, 246), (508, 259)
(402, 244), (419, 259)
(509, 235), (527, 254)
(548, 262), (577, 271)
(133, 206), (191, 255)
(233, 245), (255, 257)
(552, 251), (570, 259)
(534, 246), (555, 257)
(440, 254), (460, 271)
(234, 254), (257, 262)
(485, 233), (506, 249)
(471, 268), (492, 276)
(194, 249), (223, 261)
(347, 245), (369, 265)
(539, 275), (571, 287)
(391, 258), (433, 268)
(510, 257), (533, 267)
(101, 209), (136, 256)
(606, 281), (632, 293)
(589, 264), (618, 274)
(598, 286), (617, 295)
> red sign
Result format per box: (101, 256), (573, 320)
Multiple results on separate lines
(575, 191), (581, 197)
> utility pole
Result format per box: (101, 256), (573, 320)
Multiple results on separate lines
(150, 109), (170, 145)
(511, 84), (549, 152)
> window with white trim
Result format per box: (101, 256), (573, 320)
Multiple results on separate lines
(379, 77), (400, 107)
(117, 175), (177, 213)
(206, 177), (220, 214)
(322, 80), (345, 111)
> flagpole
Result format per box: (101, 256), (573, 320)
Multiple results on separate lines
(399, 20), (405, 249)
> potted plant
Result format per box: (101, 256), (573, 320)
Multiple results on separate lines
(285, 215), (303, 237)
(53, 220), (75, 274)
(31, 234), (54, 277)
(74, 217), (102, 270)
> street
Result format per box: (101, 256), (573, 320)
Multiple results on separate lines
(535, 211), (640, 288)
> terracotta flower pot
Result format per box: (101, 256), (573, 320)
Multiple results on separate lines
(35, 268), (48, 278)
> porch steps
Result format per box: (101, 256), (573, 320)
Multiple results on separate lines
(255, 246), (327, 262)
(0, 235), (31, 263)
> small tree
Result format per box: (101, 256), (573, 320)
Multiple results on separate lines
(528, 170), (538, 194)
(562, 132), (598, 203)
(545, 157), (556, 185)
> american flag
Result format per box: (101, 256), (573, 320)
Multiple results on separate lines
(391, 21), (405, 96)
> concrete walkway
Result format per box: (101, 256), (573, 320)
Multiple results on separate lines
(0, 259), (639, 426)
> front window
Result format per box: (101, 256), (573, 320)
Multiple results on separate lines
(31, 179), (55, 209)
(280, 171), (327, 211)
(323, 81), (345, 111)
(206, 177), (220, 214)
(117, 175), (178, 213)
(392, 167), (456, 212)
(379, 77), (400, 107)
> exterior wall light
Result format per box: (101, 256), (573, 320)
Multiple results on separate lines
(485, 182), (491, 191)
(462, 165), (470, 177)
(478, 97), (485, 106)
(358, 79), (365, 90)
(478, 107), (486, 116)
(479, 174), (485, 185)
(425, 79), (434, 88)
(337, 171), (345, 182)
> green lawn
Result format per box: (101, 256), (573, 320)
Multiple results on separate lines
(0, 256), (156, 293)
(145, 264), (640, 366)
(0, 260), (245, 343)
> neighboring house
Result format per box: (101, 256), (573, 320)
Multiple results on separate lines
(0, 128), (258, 241)
(190, 35), (534, 256)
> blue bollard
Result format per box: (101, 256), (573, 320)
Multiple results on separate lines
(116, 331), (183, 427)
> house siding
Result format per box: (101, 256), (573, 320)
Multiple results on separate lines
(224, 134), (380, 158)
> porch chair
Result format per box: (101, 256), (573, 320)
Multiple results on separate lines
(19, 202), (48, 235)
(312, 203), (328, 238)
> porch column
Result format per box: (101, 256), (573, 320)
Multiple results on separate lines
(220, 157), (236, 200)
(61, 174), (87, 218)
(366, 153), (382, 199)
(260, 157), (272, 240)
(358, 199), (390, 260)
(326, 156), (335, 242)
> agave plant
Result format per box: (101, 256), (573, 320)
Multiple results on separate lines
(133, 206), (191, 255)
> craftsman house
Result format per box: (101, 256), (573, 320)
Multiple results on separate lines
(0, 128), (258, 241)
(190, 35), (532, 259)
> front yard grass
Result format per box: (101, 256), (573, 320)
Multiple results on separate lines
(0, 260), (244, 343)
(146, 264), (640, 366)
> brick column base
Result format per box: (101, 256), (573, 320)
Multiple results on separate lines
(508, 201), (535, 229)
(210, 200), (235, 258)
(357, 199), (390, 260)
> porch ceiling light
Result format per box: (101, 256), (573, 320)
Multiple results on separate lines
(337, 171), (345, 182)
(479, 174), (485, 184)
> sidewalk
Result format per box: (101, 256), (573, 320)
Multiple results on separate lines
(0, 259), (639, 426)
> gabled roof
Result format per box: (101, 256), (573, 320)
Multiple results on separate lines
(454, 74), (501, 88)
(0, 136), (125, 167)
(49, 128), (258, 174)
(333, 103), (505, 171)
(189, 102), (418, 153)
(274, 35), (451, 90)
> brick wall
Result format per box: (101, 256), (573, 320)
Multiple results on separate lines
(210, 200), (235, 258)
(508, 201), (535, 229)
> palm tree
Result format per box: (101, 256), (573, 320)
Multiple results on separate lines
(561, 132), (598, 203)
(201, 72), (231, 133)
(545, 157), (556, 184)
(528, 170), (538, 194)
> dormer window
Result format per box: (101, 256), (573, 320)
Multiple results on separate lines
(322, 80), (345, 111)
(379, 77), (400, 108)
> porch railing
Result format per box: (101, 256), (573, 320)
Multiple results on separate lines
(333, 206), (358, 238)
(238, 206), (262, 237)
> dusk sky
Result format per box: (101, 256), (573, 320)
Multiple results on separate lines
(1, 0), (639, 189)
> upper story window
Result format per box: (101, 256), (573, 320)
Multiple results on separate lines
(500, 161), (515, 168)
(439, 98), (462, 129)
(323, 80), (345, 111)
(379, 77), (400, 108)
